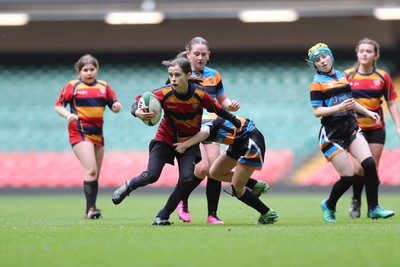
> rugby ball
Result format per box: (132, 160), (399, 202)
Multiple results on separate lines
(138, 92), (162, 126)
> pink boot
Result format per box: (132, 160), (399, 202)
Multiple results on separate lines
(206, 215), (224, 224)
(177, 200), (191, 222)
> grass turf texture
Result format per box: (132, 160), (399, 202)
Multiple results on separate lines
(1, 191), (398, 267)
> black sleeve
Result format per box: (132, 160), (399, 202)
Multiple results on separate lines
(131, 101), (138, 117)
(217, 108), (241, 128)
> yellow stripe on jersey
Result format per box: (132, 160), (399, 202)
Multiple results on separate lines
(77, 106), (105, 118)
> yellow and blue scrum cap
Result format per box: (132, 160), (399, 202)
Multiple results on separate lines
(308, 43), (334, 63)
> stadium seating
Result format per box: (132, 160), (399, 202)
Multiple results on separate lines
(1, 54), (399, 187)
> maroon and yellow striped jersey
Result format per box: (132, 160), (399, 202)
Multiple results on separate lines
(344, 68), (397, 130)
(134, 82), (239, 146)
(55, 79), (118, 146)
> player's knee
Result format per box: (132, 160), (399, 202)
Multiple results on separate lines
(146, 171), (160, 184)
(208, 167), (224, 180)
(230, 184), (245, 198)
(353, 166), (364, 176)
(361, 157), (377, 175)
(179, 173), (194, 184)
(361, 157), (379, 185)
(85, 166), (98, 178)
(195, 167), (208, 179)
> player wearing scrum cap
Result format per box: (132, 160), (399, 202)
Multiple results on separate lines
(307, 43), (394, 222)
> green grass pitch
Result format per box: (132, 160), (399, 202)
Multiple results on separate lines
(0, 190), (398, 267)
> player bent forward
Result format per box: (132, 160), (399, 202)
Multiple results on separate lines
(174, 115), (278, 224)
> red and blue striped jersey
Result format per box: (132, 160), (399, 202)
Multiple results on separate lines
(344, 67), (397, 130)
(55, 79), (118, 146)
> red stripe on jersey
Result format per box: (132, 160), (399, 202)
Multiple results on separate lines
(344, 68), (396, 129)
(148, 84), (224, 145)
(55, 79), (118, 146)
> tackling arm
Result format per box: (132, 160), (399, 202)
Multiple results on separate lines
(173, 126), (211, 154)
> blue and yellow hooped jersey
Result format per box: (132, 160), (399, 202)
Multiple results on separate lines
(195, 66), (224, 98)
(309, 70), (354, 124)
(195, 66), (225, 119)
(205, 116), (256, 146)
